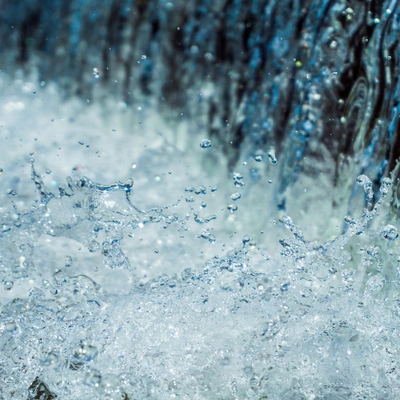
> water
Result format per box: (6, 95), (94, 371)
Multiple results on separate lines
(1, 0), (400, 398)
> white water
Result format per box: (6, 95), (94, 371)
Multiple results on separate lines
(1, 73), (400, 399)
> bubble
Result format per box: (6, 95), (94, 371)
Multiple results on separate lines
(3, 280), (13, 290)
(200, 139), (212, 148)
(73, 341), (98, 364)
(93, 67), (100, 78)
(356, 175), (373, 202)
(254, 155), (263, 162)
(381, 225), (398, 241)
(45, 168), (52, 174)
(356, 174), (371, 186)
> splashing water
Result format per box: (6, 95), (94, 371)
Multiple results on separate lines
(1, 122), (400, 399)
(1, 1), (400, 399)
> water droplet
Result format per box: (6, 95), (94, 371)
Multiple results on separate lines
(195, 185), (206, 195)
(208, 234), (216, 243)
(200, 231), (211, 240)
(267, 149), (277, 165)
(231, 192), (241, 201)
(200, 139), (212, 148)
(233, 173), (244, 187)
(3, 280), (13, 290)
(227, 203), (238, 213)
(356, 175), (370, 186)
(280, 283), (290, 292)
(190, 45), (199, 54)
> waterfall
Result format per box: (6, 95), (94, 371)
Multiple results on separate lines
(1, 0), (400, 398)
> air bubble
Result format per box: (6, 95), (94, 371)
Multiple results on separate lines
(3, 280), (13, 290)
(381, 225), (398, 241)
(255, 155), (263, 162)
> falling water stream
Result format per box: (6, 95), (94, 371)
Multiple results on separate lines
(2, 1), (400, 399)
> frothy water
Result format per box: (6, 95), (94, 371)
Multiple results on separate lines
(1, 85), (400, 399)
(2, 1), (400, 398)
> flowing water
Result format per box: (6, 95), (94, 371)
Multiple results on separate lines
(1, 1), (400, 399)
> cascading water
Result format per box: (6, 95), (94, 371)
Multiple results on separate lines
(1, 0), (400, 399)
